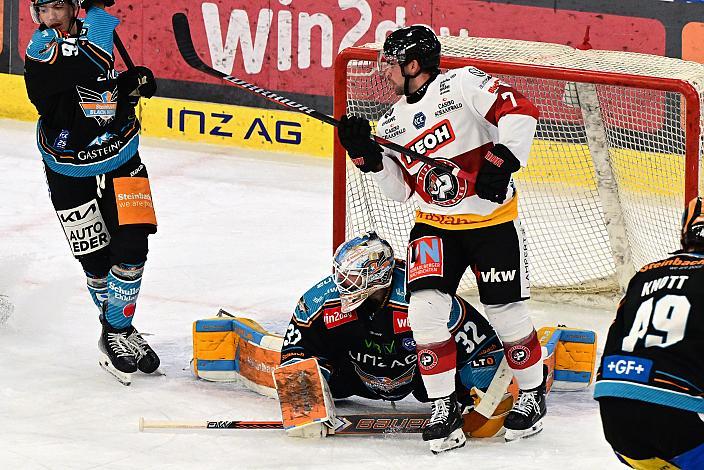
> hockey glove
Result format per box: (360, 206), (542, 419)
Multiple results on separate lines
(117, 66), (157, 99)
(337, 115), (383, 173)
(475, 144), (521, 204)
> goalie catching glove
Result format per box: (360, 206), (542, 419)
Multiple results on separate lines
(475, 144), (521, 204)
(337, 115), (383, 173)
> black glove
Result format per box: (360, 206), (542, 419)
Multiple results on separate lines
(337, 115), (383, 173)
(117, 66), (157, 99)
(475, 144), (521, 204)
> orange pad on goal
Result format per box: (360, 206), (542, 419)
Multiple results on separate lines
(113, 177), (157, 226)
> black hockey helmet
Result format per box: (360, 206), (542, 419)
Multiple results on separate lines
(681, 196), (704, 252)
(379, 25), (441, 73)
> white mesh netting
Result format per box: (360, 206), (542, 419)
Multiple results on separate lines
(338, 36), (704, 296)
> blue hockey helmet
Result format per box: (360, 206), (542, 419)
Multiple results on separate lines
(333, 232), (395, 313)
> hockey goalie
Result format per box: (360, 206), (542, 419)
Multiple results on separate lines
(193, 233), (597, 454)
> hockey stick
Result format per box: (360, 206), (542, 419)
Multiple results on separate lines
(171, 13), (476, 185)
(140, 413), (430, 435)
(463, 356), (513, 431)
(113, 32), (135, 70)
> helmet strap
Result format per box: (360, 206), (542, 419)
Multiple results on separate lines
(400, 62), (422, 96)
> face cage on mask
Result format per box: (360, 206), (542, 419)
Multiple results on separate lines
(30, 0), (79, 25)
(334, 262), (393, 313)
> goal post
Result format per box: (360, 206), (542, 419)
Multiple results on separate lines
(333, 37), (702, 298)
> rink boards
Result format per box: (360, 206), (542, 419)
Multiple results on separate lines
(0, 72), (688, 196)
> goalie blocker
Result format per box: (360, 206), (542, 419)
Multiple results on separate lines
(192, 311), (596, 438)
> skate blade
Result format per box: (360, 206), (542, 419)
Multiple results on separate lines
(98, 353), (132, 386)
(138, 367), (165, 376)
(429, 428), (467, 454)
(504, 420), (543, 442)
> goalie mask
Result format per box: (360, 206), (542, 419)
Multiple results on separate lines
(681, 196), (704, 253)
(333, 232), (395, 313)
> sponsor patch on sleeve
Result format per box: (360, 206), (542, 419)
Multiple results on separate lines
(113, 177), (157, 226)
(601, 355), (652, 383)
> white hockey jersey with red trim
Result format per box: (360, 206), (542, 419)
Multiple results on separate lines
(372, 66), (539, 229)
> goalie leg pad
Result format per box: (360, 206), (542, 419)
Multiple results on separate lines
(538, 326), (597, 390)
(192, 313), (282, 398)
(274, 358), (335, 438)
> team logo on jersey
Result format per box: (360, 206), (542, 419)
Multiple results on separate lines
(323, 307), (357, 329)
(412, 112), (426, 129)
(76, 86), (118, 124)
(352, 362), (416, 398)
(417, 158), (468, 207)
(402, 337), (417, 351)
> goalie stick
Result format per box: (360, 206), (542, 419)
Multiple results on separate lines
(171, 13), (476, 185)
(140, 413), (430, 435)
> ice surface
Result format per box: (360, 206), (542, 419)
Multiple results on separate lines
(0, 119), (621, 469)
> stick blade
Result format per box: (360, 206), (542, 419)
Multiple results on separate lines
(171, 13), (219, 75)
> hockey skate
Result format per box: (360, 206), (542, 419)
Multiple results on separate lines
(98, 317), (138, 386)
(126, 327), (161, 374)
(422, 392), (467, 454)
(504, 380), (547, 442)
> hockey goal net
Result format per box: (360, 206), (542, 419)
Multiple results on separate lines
(333, 37), (703, 298)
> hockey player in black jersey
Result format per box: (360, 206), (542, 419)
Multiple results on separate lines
(594, 196), (704, 469)
(279, 232), (513, 453)
(24, 0), (159, 385)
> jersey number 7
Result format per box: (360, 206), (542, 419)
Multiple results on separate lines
(622, 294), (690, 352)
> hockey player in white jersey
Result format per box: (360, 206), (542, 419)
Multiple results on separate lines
(337, 25), (545, 450)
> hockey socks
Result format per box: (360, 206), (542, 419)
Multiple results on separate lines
(417, 338), (458, 400)
(105, 263), (144, 329)
(85, 272), (108, 312)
